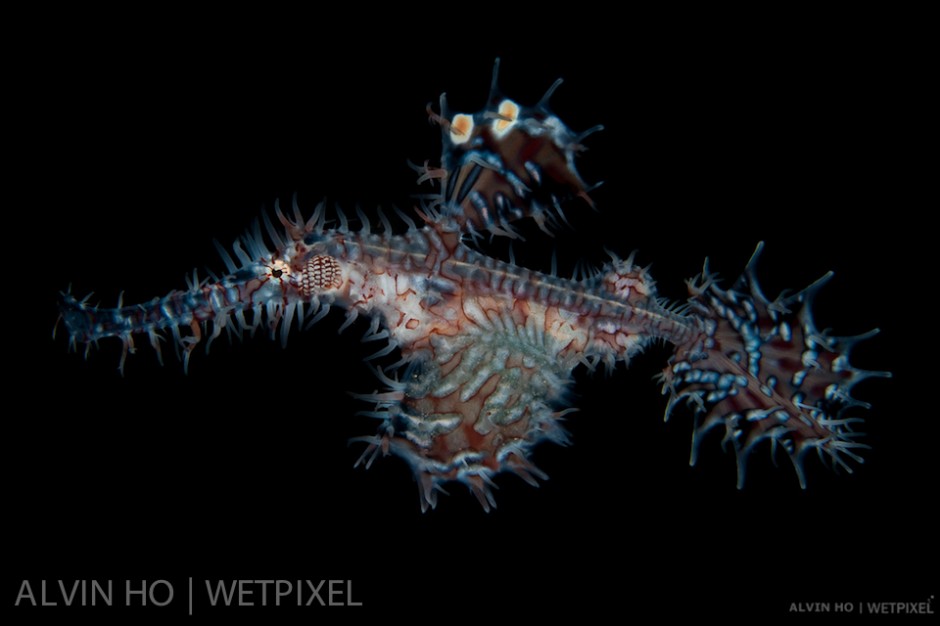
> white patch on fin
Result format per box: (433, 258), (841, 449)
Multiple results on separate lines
(492, 99), (520, 138)
(449, 113), (474, 145)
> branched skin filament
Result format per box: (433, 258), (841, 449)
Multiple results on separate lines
(58, 60), (888, 511)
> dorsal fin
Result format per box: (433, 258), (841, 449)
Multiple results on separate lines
(430, 60), (602, 240)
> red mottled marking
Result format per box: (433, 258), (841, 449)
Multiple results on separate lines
(394, 275), (417, 298)
(463, 422), (486, 449)
(438, 351), (463, 377)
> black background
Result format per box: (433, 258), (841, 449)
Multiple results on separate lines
(6, 8), (934, 622)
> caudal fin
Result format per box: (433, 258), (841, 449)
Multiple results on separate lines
(661, 243), (890, 488)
